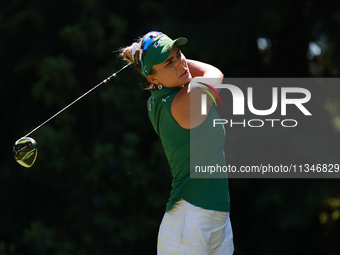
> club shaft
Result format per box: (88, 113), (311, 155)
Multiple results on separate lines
(24, 63), (133, 137)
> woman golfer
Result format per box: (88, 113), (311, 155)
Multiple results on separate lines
(120, 31), (234, 255)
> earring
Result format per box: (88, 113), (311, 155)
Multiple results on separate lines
(158, 84), (163, 90)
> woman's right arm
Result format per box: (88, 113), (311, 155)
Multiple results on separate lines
(186, 59), (224, 80)
(171, 60), (224, 129)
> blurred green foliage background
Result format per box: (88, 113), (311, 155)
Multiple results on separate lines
(1, 0), (340, 254)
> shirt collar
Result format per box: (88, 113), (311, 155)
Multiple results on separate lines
(150, 87), (182, 100)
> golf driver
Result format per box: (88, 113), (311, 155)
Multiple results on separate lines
(13, 63), (133, 168)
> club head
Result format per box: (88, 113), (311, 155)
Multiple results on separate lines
(13, 137), (38, 168)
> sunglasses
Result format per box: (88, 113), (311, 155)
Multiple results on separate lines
(139, 32), (163, 76)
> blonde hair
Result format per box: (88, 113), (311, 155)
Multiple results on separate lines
(118, 36), (156, 90)
(119, 40), (142, 70)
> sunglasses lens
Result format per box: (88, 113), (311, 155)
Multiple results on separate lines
(139, 32), (163, 76)
(140, 32), (163, 52)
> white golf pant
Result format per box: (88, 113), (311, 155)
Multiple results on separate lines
(157, 199), (234, 255)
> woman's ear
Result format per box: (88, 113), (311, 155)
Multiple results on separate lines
(147, 74), (158, 84)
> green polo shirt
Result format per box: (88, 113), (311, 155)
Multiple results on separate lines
(147, 86), (230, 212)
